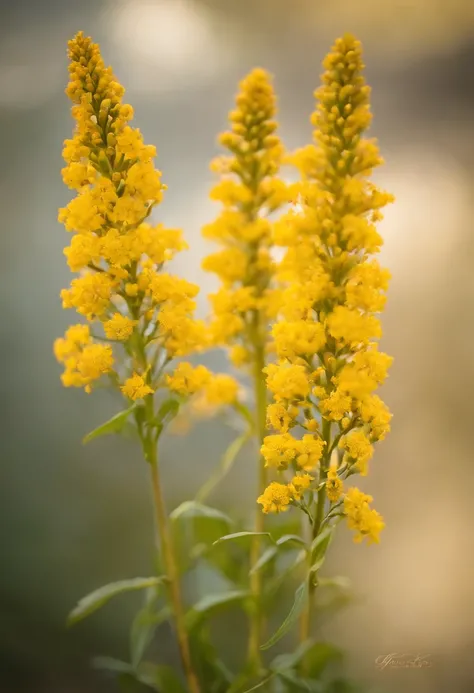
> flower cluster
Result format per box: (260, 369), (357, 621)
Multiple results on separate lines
(54, 32), (236, 410)
(202, 68), (289, 368)
(258, 35), (393, 543)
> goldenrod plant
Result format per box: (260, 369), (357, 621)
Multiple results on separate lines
(253, 33), (393, 678)
(55, 32), (243, 693)
(202, 67), (289, 676)
(55, 31), (393, 693)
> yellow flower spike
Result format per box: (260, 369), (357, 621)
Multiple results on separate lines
(261, 34), (393, 553)
(203, 67), (288, 357)
(204, 72), (290, 670)
(56, 34), (207, 693)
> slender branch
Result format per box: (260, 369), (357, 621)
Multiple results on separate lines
(247, 338), (267, 672)
(145, 397), (201, 693)
(300, 416), (330, 668)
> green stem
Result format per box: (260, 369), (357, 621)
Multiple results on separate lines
(300, 418), (330, 669)
(145, 399), (201, 693)
(136, 324), (200, 693)
(248, 339), (267, 672)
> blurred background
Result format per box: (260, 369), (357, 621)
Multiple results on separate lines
(1, 0), (474, 691)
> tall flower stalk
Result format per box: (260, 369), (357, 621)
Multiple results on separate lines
(258, 33), (394, 651)
(55, 33), (238, 693)
(202, 69), (288, 671)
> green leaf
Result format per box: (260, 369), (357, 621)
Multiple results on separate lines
(232, 401), (255, 429)
(300, 642), (342, 679)
(213, 531), (272, 547)
(249, 546), (278, 576)
(264, 549), (307, 598)
(94, 658), (186, 693)
(93, 657), (132, 674)
(67, 577), (166, 626)
(260, 581), (308, 650)
(130, 603), (171, 669)
(83, 405), (136, 444)
(319, 575), (351, 589)
(310, 557), (327, 577)
(311, 526), (334, 563)
(276, 534), (308, 549)
(136, 662), (186, 692)
(171, 501), (234, 554)
(241, 674), (276, 693)
(157, 398), (181, 423)
(171, 502), (234, 574)
(196, 431), (251, 503)
(277, 671), (323, 692)
(171, 500), (233, 525)
(270, 639), (342, 682)
(185, 589), (250, 630)
(270, 639), (320, 673)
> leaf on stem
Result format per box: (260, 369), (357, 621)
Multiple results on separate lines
(137, 662), (186, 692)
(240, 674), (277, 693)
(67, 576), (166, 626)
(156, 398), (181, 425)
(130, 603), (171, 669)
(185, 589), (250, 630)
(94, 658), (186, 693)
(248, 546), (278, 576)
(82, 405), (136, 444)
(170, 501), (233, 525)
(276, 534), (308, 549)
(260, 581), (308, 651)
(196, 431), (251, 503)
(276, 671), (323, 691)
(213, 531), (273, 547)
(171, 501), (234, 549)
(311, 526), (335, 564)
(270, 639), (342, 681)
(93, 657), (132, 674)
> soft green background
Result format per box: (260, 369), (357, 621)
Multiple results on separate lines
(1, 0), (474, 691)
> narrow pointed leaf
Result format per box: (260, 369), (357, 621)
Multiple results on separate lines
(249, 546), (278, 576)
(68, 576), (166, 626)
(130, 605), (171, 669)
(156, 398), (180, 424)
(276, 534), (308, 548)
(185, 589), (250, 630)
(241, 674), (276, 693)
(196, 431), (250, 503)
(170, 500), (232, 525)
(137, 662), (186, 692)
(213, 531), (272, 546)
(311, 526), (334, 562)
(93, 657), (132, 674)
(83, 405), (136, 444)
(317, 575), (352, 590)
(270, 639), (341, 679)
(277, 671), (324, 691)
(260, 581), (308, 650)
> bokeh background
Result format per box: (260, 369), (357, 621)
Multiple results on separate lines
(2, 0), (474, 691)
